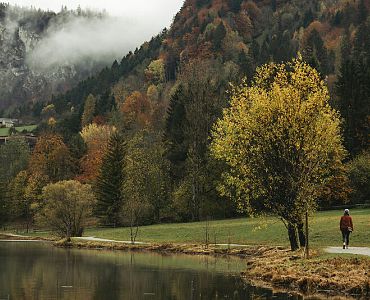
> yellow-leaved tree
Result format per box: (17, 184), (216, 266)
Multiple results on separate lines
(210, 56), (346, 252)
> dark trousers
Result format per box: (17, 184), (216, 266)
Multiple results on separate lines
(342, 230), (350, 245)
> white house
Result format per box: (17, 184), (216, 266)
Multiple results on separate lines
(0, 118), (18, 128)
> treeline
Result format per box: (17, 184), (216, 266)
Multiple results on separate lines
(1, 0), (369, 235)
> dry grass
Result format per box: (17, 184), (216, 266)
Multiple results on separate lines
(54, 238), (277, 258)
(243, 248), (370, 298)
(0, 234), (53, 241)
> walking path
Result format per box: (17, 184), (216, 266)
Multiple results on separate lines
(75, 236), (149, 245)
(325, 247), (370, 257)
(75, 236), (250, 247)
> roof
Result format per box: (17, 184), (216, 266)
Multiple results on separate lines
(0, 118), (18, 122)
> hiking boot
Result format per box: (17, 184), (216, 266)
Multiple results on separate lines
(343, 243), (346, 249)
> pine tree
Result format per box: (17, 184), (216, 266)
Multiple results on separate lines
(164, 85), (188, 181)
(238, 50), (254, 81)
(271, 0), (277, 12)
(95, 133), (126, 226)
(259, 37), (271, 64)
(357, 0), (368, 24)
(304, 29), (329, 76)
(81, 94), (96, 127)
(337, 25), (370, 155)
(196, 0), (212, 8)
(228, 0), (243, 13)
(213, 21), (226, 51)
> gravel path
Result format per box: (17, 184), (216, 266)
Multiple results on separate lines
(75, 237), (250, 247)
(75, 236), (149, 245)
(325, 247), (370, 257)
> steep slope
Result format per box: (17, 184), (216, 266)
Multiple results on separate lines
(0, 4), (123, 111)
(50, 0), (369, 106)
(11, 0), (370, 154)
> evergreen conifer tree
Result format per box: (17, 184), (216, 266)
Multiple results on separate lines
(164, 85), (188, 181)
(95, 133), (126, 226)
(337, 25), (370, 155)
(213, 21), (226, 50)
(304, 29), (329, 75)
(238, 50), (254, 81)
(228, 0), (243, 12)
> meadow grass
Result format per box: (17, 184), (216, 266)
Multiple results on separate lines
(80, 208), (370, 248)
(0, 125), (37, 137)
(0, 127), (9, 136)
(15, 125), (37, 132)
(18, 208), (369, 248)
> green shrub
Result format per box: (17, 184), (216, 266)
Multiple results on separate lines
(348, 151), (370, 204)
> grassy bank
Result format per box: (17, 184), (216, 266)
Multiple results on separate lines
(82, 208), (370, 248)
(19, 208), (370, 248)
(242, 247), (370, 298)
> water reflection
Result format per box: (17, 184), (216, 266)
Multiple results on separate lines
(0, 242), (301, 299)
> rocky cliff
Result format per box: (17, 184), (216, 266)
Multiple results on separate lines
(0, 4), (112, 111)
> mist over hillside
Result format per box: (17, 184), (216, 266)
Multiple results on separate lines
(26, 8), (176, 71)
(0, 3), (172, 111)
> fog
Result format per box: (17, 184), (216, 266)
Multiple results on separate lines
(6, 0), (185, 70)
(27, 14), (163, 70)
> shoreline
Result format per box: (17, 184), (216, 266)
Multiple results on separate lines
(1, 233), (369, 299)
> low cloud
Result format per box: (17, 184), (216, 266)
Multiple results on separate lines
(26, 14), (165, 70)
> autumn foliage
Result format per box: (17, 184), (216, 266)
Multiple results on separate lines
(29, 134), (75, 183)
(78, 124), (116, 183)
(120, 91), (152, 128)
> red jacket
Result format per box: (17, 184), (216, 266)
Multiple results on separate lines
(340, 215), (353, 232)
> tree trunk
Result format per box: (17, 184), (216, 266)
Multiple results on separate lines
(305, 211), (309, 259)
(66, 226), (71, 242)
(191, 182), (199, 221)
(287, 223), (299, 251)
(297, 221), (306, 248)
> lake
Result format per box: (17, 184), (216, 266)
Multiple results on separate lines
(0, 241), (301, 299)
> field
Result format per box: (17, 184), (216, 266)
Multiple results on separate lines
(0, 125), (37, 137)
(81, 208), (370, 248)
(19, 208), (369, 248)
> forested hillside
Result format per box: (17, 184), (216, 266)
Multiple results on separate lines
(1, 0), (369, 235)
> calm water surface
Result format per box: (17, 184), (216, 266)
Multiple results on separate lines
(0, 242), (301, 300)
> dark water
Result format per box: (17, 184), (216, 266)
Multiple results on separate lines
(0, 242), (301, 300)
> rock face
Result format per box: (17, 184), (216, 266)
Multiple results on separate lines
(0, 24), (52, 109)
(0, 5), (107, 110)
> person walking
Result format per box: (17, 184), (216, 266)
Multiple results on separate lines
(340, 209), (353, 249)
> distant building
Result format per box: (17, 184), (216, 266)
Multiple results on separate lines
(0, 118), (19, 128)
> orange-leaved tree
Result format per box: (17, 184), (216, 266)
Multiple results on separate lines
(78, 123), (116, 183)
(29, 134), (75, 183)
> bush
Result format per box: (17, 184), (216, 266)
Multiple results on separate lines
(348, 152), (370, 204)
(37, 180), (95, 238)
